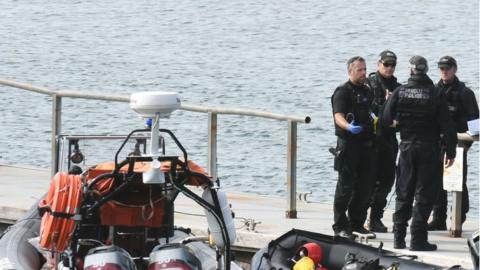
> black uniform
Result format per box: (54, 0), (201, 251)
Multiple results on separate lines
(382, 74), (457, 246)
(366, 72), (401, 223)
(331, 80), (375, 233)
(431, 76), (479, 223)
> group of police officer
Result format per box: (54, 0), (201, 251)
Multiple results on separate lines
(331, 51), (479, 251)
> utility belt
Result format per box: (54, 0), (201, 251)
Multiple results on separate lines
(399, 129), (439, 143)
(341, 137), (374, 146)
(336, 135), (374, 146)
(331, 137), (374, 171)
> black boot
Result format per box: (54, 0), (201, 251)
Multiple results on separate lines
(393, 225), (406, 249)
(410, 241), (437, 251)
(334, 228), (356, 240)
(427, 219), (447, 231)
(394, 238), (406, 249)
(368, 218), (388, 233)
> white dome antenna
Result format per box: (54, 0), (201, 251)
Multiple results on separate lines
(129, 91), (181, 184)
(130, 91), (181, 118)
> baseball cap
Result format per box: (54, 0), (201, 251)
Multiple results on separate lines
(438, 56), (457, 68)
(379, 50), (397, 63)
(409, 55), (429, 73)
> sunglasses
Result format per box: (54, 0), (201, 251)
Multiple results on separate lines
(382, 62), (396, 68)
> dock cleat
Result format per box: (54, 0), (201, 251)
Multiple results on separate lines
(352, 226), (376, 239)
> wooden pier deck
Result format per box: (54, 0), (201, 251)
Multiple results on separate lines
(0, 164), (477, 269)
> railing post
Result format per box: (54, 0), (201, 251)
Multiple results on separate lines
(450, 145), (466, 237)
(208, 112), (217, 181)
(286, 120), (297, 218)
(51, 94), (61, 177)
(450, 191), (462, 237)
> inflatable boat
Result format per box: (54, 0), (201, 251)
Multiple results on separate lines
(0, 92), (241, 270)
(0, 200), (44, 269)
(251, 229), (467, 270)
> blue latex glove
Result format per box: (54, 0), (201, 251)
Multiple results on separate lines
(146, 118), (153, 127)
(347, 122), (363, 134)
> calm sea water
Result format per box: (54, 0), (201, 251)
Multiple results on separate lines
(0, 0), (478, 218)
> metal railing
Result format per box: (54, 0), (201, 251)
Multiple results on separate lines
(0, 79), (311, 218)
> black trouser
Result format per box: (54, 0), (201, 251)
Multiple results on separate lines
(369, 135), (398, 220)
(393, 140), (442, 243)
(333, 138), (375, 232)
(431, 141), (471, 223)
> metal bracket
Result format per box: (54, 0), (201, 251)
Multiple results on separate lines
(237, 217), (261, 232)
(297, 191), (312, 203)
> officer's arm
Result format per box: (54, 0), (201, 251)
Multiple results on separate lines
(332, 88), (351, 131)
(381, 89), (398, 128)
(461, 88), (479, 120)
(334, 113), (350, 130)
(436, 91), (457, 164)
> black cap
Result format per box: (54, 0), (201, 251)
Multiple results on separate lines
(438, 56), (457, 68)
(409, 55), (428, 73)
(379, 50), (397, 63)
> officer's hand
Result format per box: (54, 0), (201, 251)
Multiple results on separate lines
(347, 122), (363, 134)
(389, 120), (398, 128)
(385, 89), (392, 100)
(444, 158), (455, 168)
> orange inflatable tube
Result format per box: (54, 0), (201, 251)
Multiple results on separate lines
(39, 172), (83, 252)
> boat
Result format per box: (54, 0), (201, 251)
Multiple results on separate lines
(251, 229), (466, 270)
(0, 200), (44, 269)
(0, 92), (241, 270)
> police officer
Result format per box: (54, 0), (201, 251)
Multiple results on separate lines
(331, 56), (376, 238)
(382, 56), (457, 251)
(366, 50), (401, 233)
(428, 56), (479, 230)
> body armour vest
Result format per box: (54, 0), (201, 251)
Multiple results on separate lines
(396, 76), (438, 141)
(368, 72), (401, 138)
(368, 72), (401, 115)
(332, 81), (374, 141)
(437, 78), (469, 132)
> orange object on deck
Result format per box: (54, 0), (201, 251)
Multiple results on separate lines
(87, 159), (210, 193)
(85, 159), (210, 227)
(38, 172), (83, 252)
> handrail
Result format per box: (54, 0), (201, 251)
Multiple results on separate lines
(0, 79), (55, 95)
(0, 78), (310, 218)
(0, 79), (310, 123)
(181, 103), (311, 123)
